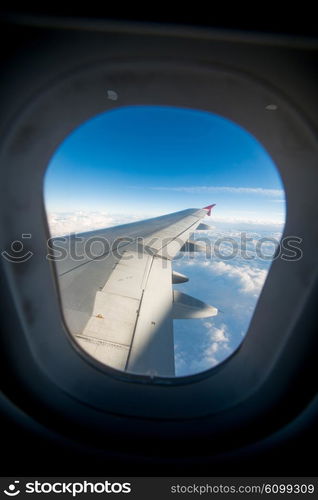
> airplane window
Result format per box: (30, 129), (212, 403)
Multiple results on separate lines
(44, 105), (286, 378)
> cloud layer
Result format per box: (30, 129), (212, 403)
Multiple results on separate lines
(206, 261), (267, 297)
(47, 210), (285, 237)
(173, 227), (279, 376)
(150, 185), (284, 197)
(47, 211), (145, 237)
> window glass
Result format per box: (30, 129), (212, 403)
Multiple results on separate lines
(44, 105), (286, 377)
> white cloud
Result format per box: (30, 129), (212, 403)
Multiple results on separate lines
(210, 324), (230, 343)
(173, 225), (282, 375)
(204, 261), (267, 296)
(47, 209), (285, 238)
(174, 319), (233, 375)
(180, 324), (231, 374)
(46, 211), (144, 237)
(185, 352), (219, 373)
(210, 214), (284, 227)
(204, 324), (231, 356)
(151, 185), (284, 197)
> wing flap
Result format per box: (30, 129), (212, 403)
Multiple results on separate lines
(76, 250), (152, 370)
(76, 335), (130, 371)
(126, 256), (174, 376)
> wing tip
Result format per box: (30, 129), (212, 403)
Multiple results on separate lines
(203, 204), (216, 216)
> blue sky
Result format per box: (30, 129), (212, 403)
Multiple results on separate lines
(44, 105), (286, 376)
(44, 105), (285, 223)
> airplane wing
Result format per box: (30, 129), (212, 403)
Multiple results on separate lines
(52, 205), (217, 377)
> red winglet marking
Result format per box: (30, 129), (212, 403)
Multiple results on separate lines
(203, 204), (216, 216)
